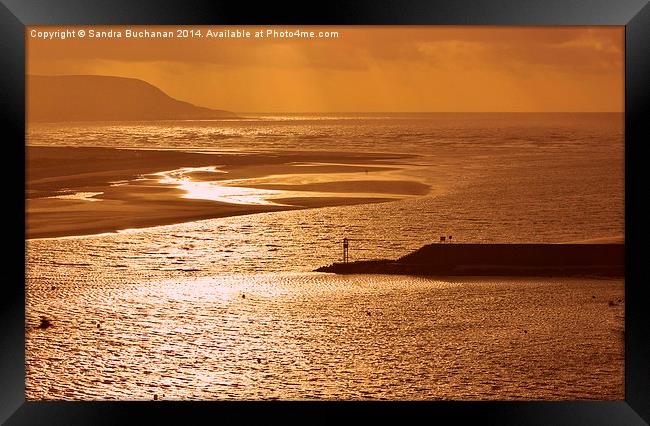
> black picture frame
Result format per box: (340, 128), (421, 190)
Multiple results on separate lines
(2, 0), (649, 424)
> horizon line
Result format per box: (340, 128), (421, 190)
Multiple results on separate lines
(233, 111), (624, 114)
(26, 74), (623, 115)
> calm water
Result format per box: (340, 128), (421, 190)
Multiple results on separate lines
(26, 113), (625, 399)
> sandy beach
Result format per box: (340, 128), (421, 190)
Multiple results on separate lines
(26, 146), (429, 239)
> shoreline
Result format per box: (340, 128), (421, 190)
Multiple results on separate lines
(26, 146), (426, 239)
(26, 196), (398, 240)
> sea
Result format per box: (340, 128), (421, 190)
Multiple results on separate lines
(26, 112), (625, 400)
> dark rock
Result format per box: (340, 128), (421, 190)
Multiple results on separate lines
(37, 316), (52, 329)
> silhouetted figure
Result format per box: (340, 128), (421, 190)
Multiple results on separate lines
(343, 238), (349, 263)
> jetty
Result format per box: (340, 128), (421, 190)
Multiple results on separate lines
(315, 243), (624, 277)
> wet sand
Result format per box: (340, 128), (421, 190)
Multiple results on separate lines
(27, 146), (428, 239)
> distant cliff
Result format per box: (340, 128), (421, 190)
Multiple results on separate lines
(27, 75), (237, 122)
(315, 243), (624, 277)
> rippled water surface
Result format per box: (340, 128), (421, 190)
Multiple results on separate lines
(27, 274), (624, 400)
(26, 113), (625, 399)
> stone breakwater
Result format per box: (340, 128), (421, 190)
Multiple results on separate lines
(315, 243), (624, 277)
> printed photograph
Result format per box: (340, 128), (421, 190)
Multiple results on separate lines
(25, 26), (624, 400)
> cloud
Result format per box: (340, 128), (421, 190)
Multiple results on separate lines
(26, 26), (623, 112)
(27, 26), (622, 73)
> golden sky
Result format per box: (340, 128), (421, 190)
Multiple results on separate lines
(27, 26), (624, 113)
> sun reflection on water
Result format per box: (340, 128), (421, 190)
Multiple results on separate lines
(48, 191), (104, 202)
(156, 167), (287, 206)
(154, 164), (409, 207)
(145, 275), (292, 303)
